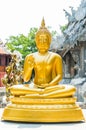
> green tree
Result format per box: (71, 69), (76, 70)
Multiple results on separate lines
(6, 27), (38, 62)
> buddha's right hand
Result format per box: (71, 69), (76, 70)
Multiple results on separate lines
(44, 85), (65, 93)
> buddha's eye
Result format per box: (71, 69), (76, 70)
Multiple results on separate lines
(39, 38), (47, 43)
(39, 39), (42, 42)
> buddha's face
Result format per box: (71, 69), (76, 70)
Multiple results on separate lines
(36, 34), (50, 53)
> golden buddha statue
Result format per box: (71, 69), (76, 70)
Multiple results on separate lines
(2, 18), (85, 122)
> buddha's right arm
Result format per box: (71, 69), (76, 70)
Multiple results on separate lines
(23, 69), (33, 82)
(23, 55), (34, 82)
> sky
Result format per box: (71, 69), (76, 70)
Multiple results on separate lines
(0, 0), (82, 42)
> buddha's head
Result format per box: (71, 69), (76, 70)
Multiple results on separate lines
(35, 18), (52, 53)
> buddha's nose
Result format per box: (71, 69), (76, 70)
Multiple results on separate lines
(41, 39), (46, 44)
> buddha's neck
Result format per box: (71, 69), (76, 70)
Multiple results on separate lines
(38, 51), (49, 56)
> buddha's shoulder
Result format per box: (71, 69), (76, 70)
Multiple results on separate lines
(25, 53), (36, 60)
(50, 52), (62, 59)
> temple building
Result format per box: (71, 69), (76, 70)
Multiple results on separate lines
(51, 0), (86, 79)
(62, 0), (86, 78)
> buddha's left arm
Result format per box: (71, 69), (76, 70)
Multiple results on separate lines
(49, 55), (63, 86)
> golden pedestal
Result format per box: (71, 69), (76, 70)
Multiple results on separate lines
(2, 97), (85, 122)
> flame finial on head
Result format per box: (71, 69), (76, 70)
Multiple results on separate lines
(41, 17), (45, 28)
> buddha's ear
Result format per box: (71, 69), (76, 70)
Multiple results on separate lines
(49, 35), (52, 44)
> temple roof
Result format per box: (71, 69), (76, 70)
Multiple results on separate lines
(0, 38), (11, 55)
(50, 0), (86, 54)
(0, 47), (11, 55)
(0, 47), (7, 54)
(63, 0), (86, 48)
